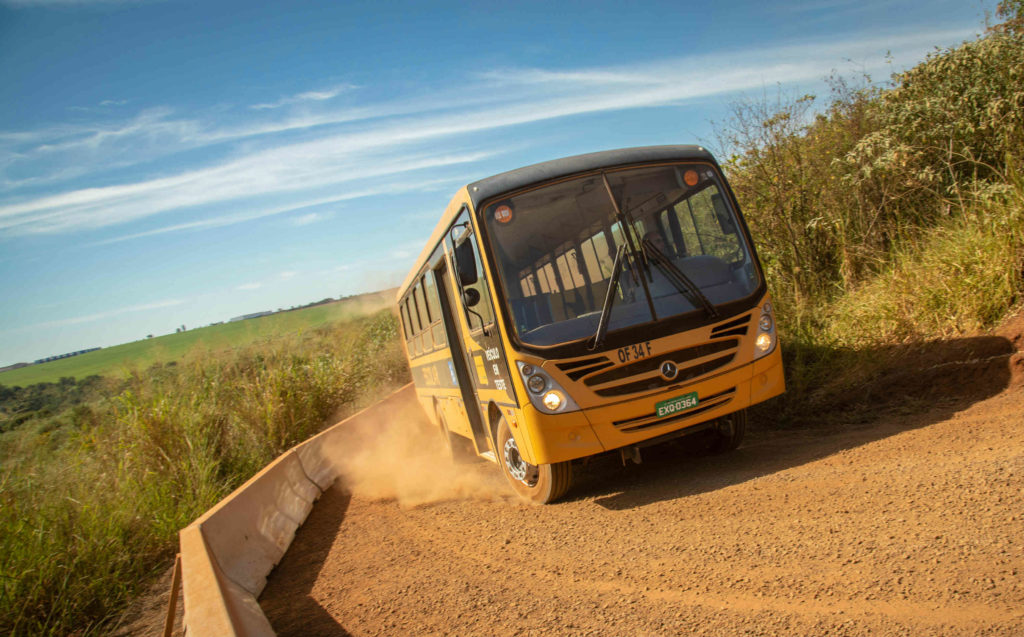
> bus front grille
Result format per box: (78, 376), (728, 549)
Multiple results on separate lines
(552, 314), (752, 400)
(572, 338), (738, 398)
(612, 387), (736, 433)
(591, 353), (736, 397)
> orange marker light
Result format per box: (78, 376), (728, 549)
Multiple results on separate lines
(684, 170), (699, 186)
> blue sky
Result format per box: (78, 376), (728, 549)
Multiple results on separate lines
(0, 0), (993, 366)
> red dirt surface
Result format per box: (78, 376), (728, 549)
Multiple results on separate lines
(258, 326), (1024, 636)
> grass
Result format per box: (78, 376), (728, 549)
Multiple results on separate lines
(0, 308), (409, 636)
(825, 193), (1024, 346)
(0, 291), (393, 387)
(755, 184), (1024, 426)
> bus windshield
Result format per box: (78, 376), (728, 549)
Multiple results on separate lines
(482, 163), (761, 347)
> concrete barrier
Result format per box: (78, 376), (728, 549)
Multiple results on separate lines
(178, 383), (420, 637)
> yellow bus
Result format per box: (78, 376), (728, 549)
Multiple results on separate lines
(396, 146), (784, 503)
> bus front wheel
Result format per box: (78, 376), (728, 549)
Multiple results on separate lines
(709, 409), (747, 453)
(496, 417), (572, 504)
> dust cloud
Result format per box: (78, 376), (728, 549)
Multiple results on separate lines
(328, 409), (511, 508)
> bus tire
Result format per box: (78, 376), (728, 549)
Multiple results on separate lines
(709, 409), (746, 453)
(496, 417), (572, 504)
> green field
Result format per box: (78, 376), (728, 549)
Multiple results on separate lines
(0, 291), (394, 387)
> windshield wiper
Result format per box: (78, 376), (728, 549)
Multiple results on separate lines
(588, 244), (626, 351)
(601, 172), (657, 320)
(642, 238), (720, 319)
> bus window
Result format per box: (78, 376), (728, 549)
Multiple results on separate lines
(415, 279), (431, 324)
(672, 183), (743, 263)
(411, 283), (425, 333)
(423, 272), (446, 347)
(423, 273), (440, 321)
(485, 163), (759, 346)
(400, 301), (413, 341)
(414, 282), (432, 349)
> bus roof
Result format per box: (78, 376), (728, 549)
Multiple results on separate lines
(396, 145), (714, 301)
(466, 144), (713, 209)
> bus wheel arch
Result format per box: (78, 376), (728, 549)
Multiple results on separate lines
(437, 401), (474, 463)
(495, 414), (572, 504)
(486, 402), (503, 453)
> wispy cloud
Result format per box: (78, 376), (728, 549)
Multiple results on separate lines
(86, 175), (467, 245)
(290, 211), (332, 226)
(0, 26), (975, 243)
(236, 282), (262, 291)
(251, 83), (357, 110)
(0, 146), (494, 236)
(33, 298), (184, 329)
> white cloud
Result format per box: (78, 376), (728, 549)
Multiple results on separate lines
(35, 298), (184, 328)
(0, 26), (976, 242)
(388, 238), (430, 261)
(290, 211), (331, 226)
(278, 270), (297, 280)
(0, 146), (494, 236)
(236, 282), (262, 291)
(251, 83), (357, 110)
(88, 175), (464, 245)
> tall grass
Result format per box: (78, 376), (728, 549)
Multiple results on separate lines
(716, 18), (1024, 415)
(826, 186), (1024, 346)
(0, 310), (408, 635)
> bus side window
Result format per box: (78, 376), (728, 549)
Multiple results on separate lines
(400, 300), (413, 341)
(414, 281), (432, 350)
(423, 271), (446, 348)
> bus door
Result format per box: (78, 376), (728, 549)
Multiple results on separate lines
(433, 258), (492, 455)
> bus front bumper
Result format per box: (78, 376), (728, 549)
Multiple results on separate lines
(520, 349), (784, 466)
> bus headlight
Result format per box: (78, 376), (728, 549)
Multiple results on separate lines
(515, 361), (581, 414)
(527, 374), (547, 394)
(542, 391), (564, 411)
(754, 300), (778, 360)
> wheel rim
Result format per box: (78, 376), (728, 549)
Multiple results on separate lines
(503, 435), (538, 487)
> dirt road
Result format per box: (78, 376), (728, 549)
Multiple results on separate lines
(260, 343), (1024, 636)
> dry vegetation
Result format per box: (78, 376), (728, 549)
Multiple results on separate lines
(0, 311), (407, 635)
(717, 6), (1024, 419)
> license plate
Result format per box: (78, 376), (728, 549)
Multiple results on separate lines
(655, 392), (699, 418)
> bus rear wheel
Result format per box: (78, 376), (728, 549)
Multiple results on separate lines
(709, 409), (747, 453)
(496, 417), (572, 504)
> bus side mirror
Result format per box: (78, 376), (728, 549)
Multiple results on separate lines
(454, 236), (478, 286)
(462, 288), (481, 307)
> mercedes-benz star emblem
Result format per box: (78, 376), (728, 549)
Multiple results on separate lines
(660, 361), (678, 380)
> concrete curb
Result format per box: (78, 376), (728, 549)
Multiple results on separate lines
(178, 383), (419, 637)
